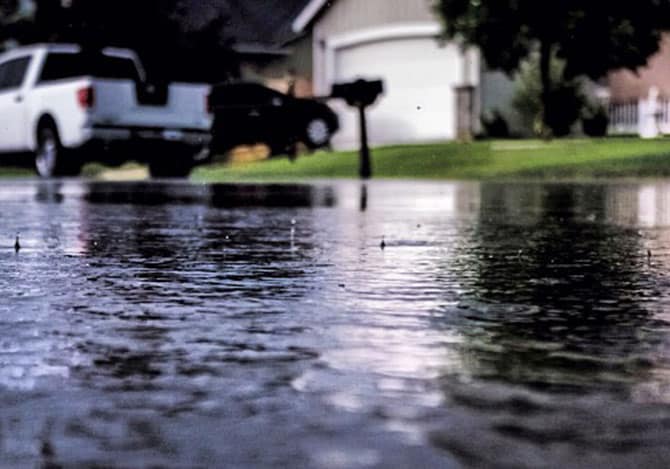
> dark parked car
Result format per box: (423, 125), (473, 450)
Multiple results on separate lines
(209, 82), (339, 156)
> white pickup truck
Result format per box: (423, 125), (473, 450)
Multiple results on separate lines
(0, 44), (212, 177)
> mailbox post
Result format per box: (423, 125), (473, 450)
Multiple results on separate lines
(331, 79), (384, 179)
(358, 104), (371, 178)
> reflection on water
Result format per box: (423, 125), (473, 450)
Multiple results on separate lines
(3, 180), (670, 467)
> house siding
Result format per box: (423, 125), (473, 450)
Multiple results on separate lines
(480, 69), (527, 136)
(314, 0), (436, 37)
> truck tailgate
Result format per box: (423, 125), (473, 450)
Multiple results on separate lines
(89, 80), (211, 131)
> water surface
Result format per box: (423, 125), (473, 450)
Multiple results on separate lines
(2, 179), (670, 468)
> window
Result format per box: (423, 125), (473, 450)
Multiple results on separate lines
(39, 52), (140, 83)
(0, 57), (31, 92)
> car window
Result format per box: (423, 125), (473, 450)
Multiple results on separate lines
(0, 56), (31, 92)
(39, 52), (140, 83)
(212, 83), (284, 107)
(211, 84), (251, 107)
(253, 85), (283, 104)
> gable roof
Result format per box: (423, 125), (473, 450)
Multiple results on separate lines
(292, 0), (333, 33)
(224, 0), (311, 46)
(184, 0), (311, 52)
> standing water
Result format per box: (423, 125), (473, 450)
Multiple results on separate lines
(1, 179), (670, 468)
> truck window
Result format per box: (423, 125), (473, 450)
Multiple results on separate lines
(39, 52), (141, 83)
(0, 56), (31, 92)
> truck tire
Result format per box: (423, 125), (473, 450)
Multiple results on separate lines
(148, 149), (194, 178)
(303, 117), (331, 149)
(34, 125), (81, 178)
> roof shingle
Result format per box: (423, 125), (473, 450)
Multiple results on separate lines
(183, 0), (310, 48)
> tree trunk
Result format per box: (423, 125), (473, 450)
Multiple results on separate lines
(539, 40), (552, 138)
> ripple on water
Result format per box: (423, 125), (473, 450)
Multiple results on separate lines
(1, 180), (670, 467)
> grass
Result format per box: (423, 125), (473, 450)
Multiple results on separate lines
(192, 138), (670, 182)
(3, 138), (670, 182)
(0, 167), (33, 178)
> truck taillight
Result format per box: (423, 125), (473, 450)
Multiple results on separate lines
(77, 86), (95, 109)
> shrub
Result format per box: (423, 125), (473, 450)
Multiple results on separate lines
(512, 54), (585, 138)
(581, 103), (609, 137)
(481, 110), (510, 138)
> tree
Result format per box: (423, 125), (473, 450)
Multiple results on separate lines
(436, 0), (670, 136)
(0, 0), (37, 46)
(8, 0), (238, 83)
(512, 54), (584, 137)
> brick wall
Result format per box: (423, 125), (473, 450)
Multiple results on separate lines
(609, 34), (670, 101)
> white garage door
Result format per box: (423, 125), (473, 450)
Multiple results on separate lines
(332, 36), (464, 149)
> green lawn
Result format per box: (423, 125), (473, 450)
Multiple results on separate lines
(0, 167), (33, 178)
(4, 138), (670, 181)
(192, 138), (670, 182)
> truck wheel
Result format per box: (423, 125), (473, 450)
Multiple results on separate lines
(34, 125), (80, 178)
(148, 150), (194, 178)
(303, 117), (331, 149)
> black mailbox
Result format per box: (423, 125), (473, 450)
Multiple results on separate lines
(331, 79), (384, 107)
(329, 79), (384, 180)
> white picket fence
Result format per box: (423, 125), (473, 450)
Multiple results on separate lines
(608, 88), (670, 137)
(608, 100), (639, 135)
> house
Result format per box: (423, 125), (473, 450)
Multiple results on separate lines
(9, 0), (521, 146)
(607, 34), (670, 137)
(291, 0), (517, 149)
(608, 34), (670, 102)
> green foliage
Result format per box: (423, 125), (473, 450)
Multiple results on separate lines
(0, 0), (35, 47)
(0, 0), (19, 19)
(436, 0), (670, 136)
(512, 58), (548, 136)
(3, 0), (238, 83)
(481, 110), (510, 138)
(512, 55), (585, 137)
(581, 103), (609, 137)
(436, 0), (670, 79)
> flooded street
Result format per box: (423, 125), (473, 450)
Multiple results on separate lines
(3, 179), (670, 467)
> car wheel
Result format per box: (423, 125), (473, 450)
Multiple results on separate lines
(35, 125), (80, 178)
(303, 117), (331, 149)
